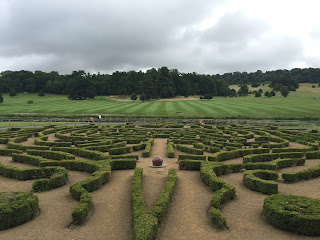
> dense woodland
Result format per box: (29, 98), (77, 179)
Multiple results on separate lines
(0, 67), (319, 100)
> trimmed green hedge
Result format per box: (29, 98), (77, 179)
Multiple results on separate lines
(77, 148), (108, 160)
(263, 194), (320, 236)
(282, 164), (320, 183)
(51, 147), (79, 155)
(210, 184), (236, 209)
(176, 144), (203, 155)
(167, 142), (174, 158)
(200, 162), (236, 228)
(132, 168), (177, 239)
(142, 143), (152, 158)
(179, 160), (203, 170)
(0, 163), (69, 191)
(12, 153), (46, 166)
(27, 149), (75, 160)
(70, 169), (109, 224)
(132, 168), (158, 240)
(0, 192), (39, 230)
(305, 150), (320, 159)
(109, 146), (133, 155)
(243, 152), (304, 163)
(243, 170), (278, 194)
(272, 147), (313, 153)
(245, 158), (305, 170)
(32, 167), (69, 192)
(208, 148), (270, 162)
(0, 149), (23, 156)
(110, 159), (136, 170)
(150, 168), (177, 224)
(178, 154), (206, 161)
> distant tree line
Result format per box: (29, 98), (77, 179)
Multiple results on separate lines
(0, 67), (230, 100)
(218, 68), (320, 90)
(0, 67), (319, 100)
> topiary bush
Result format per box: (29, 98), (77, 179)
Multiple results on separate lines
(263, 194), (320, 236)
(0, 192), (39, 230)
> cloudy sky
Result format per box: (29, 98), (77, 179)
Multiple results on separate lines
(1, 0), (320, 74)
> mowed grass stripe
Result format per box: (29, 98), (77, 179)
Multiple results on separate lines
(199, 100), (243, 116)
(182, 101), (214, 116)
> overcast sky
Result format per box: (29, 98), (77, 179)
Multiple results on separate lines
(1, 0), (320, 75)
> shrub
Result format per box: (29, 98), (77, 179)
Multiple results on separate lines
(27, 100), (33, 104)
(263, 194), (320, 236)
(142, 143), (152, 157)
(243, 170), (278, 194)
(176, 144), (203, 155)
(109, 146), (132, 155)
(167, 142), (174, 158)
(282, 164), (320, 183)
(179, 160), (203, 170)
(27, 149), (75, 160)
(38, 90), (45, 96)
(150, 168), (177, 224)
(0, 192), (39, 230)
(131, 93), (137, 100)
(110, 159), (136, 170)
(32, 167), (69, 192)
(9, 88), (17, 97)
(132, 168), (158, 239)
(178, 154), (206, 161)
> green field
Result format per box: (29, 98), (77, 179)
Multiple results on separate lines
(0, 83), (319, 119)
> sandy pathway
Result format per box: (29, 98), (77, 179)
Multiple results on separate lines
(20, 136), (37, 146)
(0, 171), (90, 240)
(137, 139), (178, 211)
(73, 170), (134, 240)
(156, 145), (216, 240)
(0, 144), (7, 149)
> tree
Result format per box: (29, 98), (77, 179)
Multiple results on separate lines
(255, 92), (261, 97)
(264, 91), (270, 97)
(229, 89), (237, 97)
(131, 93), (137, 101)
(280, 86), (289, 97)
(39, 90), (45, 96)
(140, 93), (146, 101)
(0, 93), (3, 103)
(238, 84), (249, 96)
(67, 70), (96, 100)
(9, 88), (17, 97)
(271, 91), (276, 96)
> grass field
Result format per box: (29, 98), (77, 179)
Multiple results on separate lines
(0, 83), (319, 119)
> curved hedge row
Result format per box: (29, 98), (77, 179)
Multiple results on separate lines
(263, 194), (320, 236)
(0, 192), (39, 230)
(200, 162), (236, 228)
(282, 164), (320, 183)
(243, 170), (278, 195)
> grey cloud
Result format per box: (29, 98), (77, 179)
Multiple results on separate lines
(0, 0), (311, 74)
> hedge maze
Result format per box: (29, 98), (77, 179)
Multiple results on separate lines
(0, 123), (320, 238)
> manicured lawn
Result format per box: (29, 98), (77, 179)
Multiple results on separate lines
(0, 83), (319, 119)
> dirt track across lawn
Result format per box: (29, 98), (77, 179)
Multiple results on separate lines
(0, 139), (320, 240)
